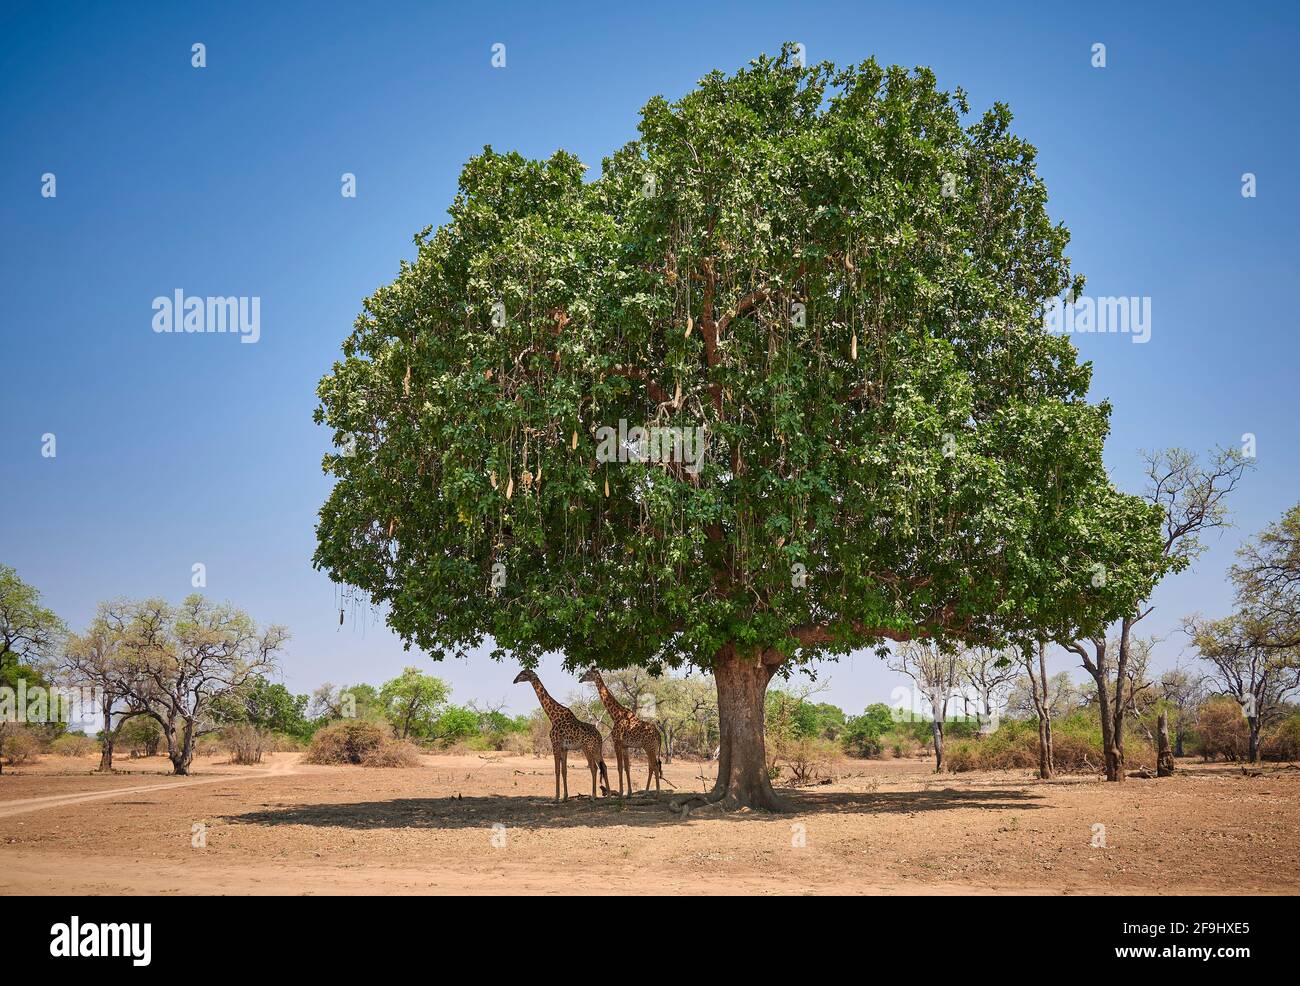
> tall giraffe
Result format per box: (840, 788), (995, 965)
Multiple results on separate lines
(579, 667), (666, 796)
(513, 669), (609, 802)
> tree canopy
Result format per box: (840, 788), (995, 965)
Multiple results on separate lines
(314, 47), (1166, 808)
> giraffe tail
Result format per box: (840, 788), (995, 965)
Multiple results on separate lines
(657, 759), (676, 789)
(598, 759), (610, 793)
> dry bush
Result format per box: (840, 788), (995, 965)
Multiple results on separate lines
(362, 738), (421, 767)
(1262, 715), (1300, 761)
(881, 731), (922, 759)
(50, 733), (97, 757)
(944, 740), (981, 772)
(500, 731), (533, 756)
(529, 710), (552, 757)
(305, 719), (418, 767)
(1, 723), (42, 765)
(945, 716), (1156, 774)
(772, 736), (839, 785)
(193, 733), (224, 757)
(222, 723), (267, 765)
(1196, 699), (1250, 762)
(267, 732), (303, 753)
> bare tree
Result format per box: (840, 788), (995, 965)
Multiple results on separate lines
(1162, 667), (1205, 757)
(111, 596), (289, 775)
(1066, 447), (1248, 780)
(888, 642), (961, 772)
(1188, 612), (1300, 762)
(60, 604), (149, 771)
(1019, 641), (1055, 779)
(959, 646), (1016, 727)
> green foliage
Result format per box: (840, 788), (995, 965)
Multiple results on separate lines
(313, 47), (1165, 680)
(119, 716), (162, 756)
(843, 703), (895, 757)
(378, 667), (451, 739)
(212, 676), (311, 739)
(431, 704), (479, 743)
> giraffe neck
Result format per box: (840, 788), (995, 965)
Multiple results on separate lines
(530, 678), (566, 720)
(592, 673), (630, 720)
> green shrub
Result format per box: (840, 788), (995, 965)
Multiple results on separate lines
(843, 704), (895, 758)
(120, 716), (162, 757)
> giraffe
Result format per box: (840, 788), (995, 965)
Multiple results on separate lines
(513, 669), (610, 802)
(579, 667), (666, 796)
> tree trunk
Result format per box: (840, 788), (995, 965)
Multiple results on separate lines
(166, 720), (194, 776)
(1089, 665), (1122, 781)
(1248, 717), (1260, 764)
(673, 651), (785, 812)
(931, 716), (945, 773)
(1107, 619), (1134, 782)
(1156, 711), (1174, 777)
(98, 695), (116, 772)
(1035, 642), (1054, 779)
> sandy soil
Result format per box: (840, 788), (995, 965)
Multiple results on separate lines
(1, 751), (1297, 895)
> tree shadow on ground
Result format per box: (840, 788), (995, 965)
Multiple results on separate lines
(222, 784), (1044, 831)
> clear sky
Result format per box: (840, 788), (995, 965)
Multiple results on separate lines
(2, 0), (1297, 716)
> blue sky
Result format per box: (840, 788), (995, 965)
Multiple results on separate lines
(2, 1), (1297, 716)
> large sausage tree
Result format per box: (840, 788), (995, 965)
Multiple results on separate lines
(314, 47), (1164, 810)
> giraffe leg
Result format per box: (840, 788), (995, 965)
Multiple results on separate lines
(650, 739), (661, 792)
(615, 742), (626, 796)
(552, 749), (562, 802)
(621, 744), (632, 796)
(561, 751), (570, 801)
(589, 751), (598, 799)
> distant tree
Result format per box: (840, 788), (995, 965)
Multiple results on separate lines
(310, 682), (383, 722)
(843, 703), (895, 757)
(60, 605), (150, 771)
(959, 646), (1016, 725)
(1066, 447), (1248, 781)
(0, 565), (65, 775)
(431, 705), (479, 743)
(110, 596), (289, 775)
(1230, 502), (1300, 650)
(212, 675), (311, 739)
(378, 668), (450, 739)
(1017, 641), (1055, 778)
(888, 641), (962, 771)
(1155, 667), (1206, 757)
(1189, 612), (1300, 762)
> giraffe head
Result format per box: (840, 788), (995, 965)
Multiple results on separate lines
(512, 668), (538, 685)
(578, 667), (602, 686)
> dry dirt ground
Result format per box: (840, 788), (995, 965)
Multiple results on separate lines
(1, 751), (1297, 895)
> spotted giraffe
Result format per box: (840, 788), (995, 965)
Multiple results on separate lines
(579, 668), (665, 796)
(513, 669), (609, 802)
